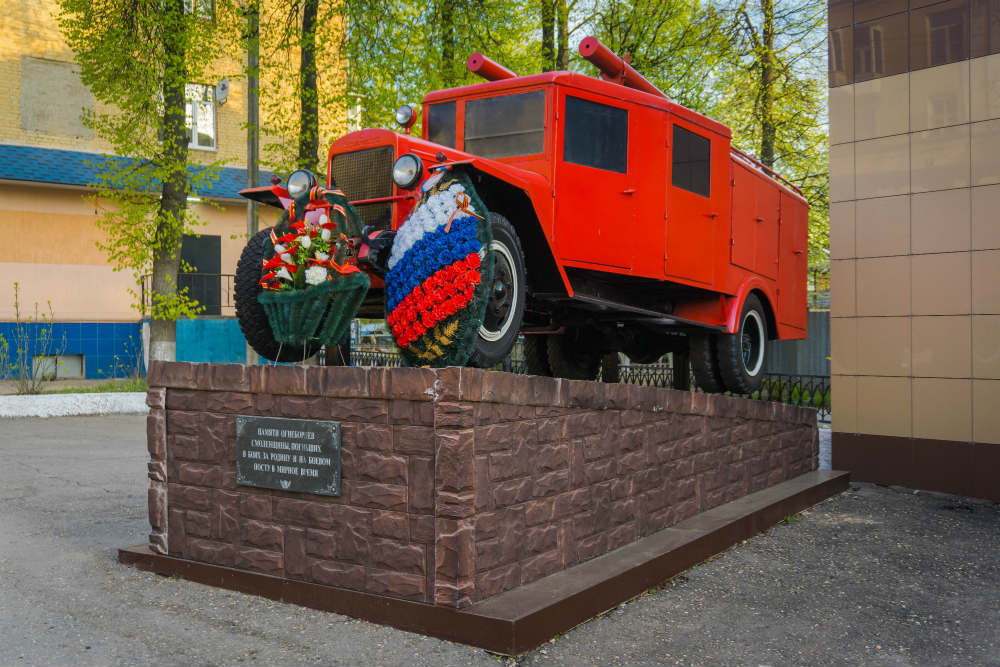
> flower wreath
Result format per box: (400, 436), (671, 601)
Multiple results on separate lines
(384, 168), (493, 367)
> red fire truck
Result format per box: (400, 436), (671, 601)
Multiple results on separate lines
(237, 37), (809, 394)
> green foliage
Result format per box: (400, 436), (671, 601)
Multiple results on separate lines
(47, 377), (149, 394)
(341, 0), (541, 133)
(0, 282), (68, 395)
(56, 0), (239, 326)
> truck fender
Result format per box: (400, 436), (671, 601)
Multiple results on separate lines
(725, 277), (778, 338)
(460, 164), (572, 297)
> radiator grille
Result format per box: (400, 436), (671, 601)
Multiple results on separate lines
(330, 146), (394, 230)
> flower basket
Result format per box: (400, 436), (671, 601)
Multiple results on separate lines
(257, 272), (369, 346)
(313, 271), (370, 346)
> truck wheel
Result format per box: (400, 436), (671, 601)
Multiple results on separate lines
(690, 333), (725, 393)
(522, 335), (552, 376)
(715, 294), (768, 394)
(234, 225), (320, 362)
(469, 213), (526, 368)
(547, 328), (602, 380)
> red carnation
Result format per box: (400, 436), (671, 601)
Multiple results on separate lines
(468, 253), (481, 268)
(468, 269), (481, 285)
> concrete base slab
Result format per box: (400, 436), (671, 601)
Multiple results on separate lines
(120, 470), (848, 654)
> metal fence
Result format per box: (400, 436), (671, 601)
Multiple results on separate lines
(350, 350), (830, 423)
(141, 273), (236, 318)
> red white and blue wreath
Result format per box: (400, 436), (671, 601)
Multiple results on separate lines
(384, 168), (493, 367)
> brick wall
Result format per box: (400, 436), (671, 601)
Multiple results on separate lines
(147, 362), (817, 609)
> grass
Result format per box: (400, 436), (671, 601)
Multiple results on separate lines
(45, 378), (148, 394)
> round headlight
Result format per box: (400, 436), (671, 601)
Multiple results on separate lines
(395, 104), (415, 128)
(286, 169), (316, 198)
(392, 154), (423, 189)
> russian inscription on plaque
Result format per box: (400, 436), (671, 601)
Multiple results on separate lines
(235, 415), (342, 496)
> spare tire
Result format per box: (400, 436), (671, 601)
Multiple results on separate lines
(234, 223), (320, 362)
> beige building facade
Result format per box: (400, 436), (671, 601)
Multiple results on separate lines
(829, 0), (999, 500)
(0, 0), (348, 376)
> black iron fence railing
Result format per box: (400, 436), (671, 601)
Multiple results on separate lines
(141, 273), (236, 318)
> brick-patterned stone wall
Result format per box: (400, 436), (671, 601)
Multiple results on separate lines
(147, 362), (817, 609)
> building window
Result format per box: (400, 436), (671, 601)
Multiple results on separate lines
(183, 0), (214, 21)
(185, 84), (217, 150)
(671, 125), (711, 197)
(563, 95), (628, 174)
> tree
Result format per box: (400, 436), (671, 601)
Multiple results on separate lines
(720, 0), (829, 267)
(339, 0), (538, 131)
(58, 0), (236, 361)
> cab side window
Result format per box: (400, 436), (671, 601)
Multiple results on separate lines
(427, 102), (457, 148)
(671, 125), (711, 197)
(563, 95), (627, 173)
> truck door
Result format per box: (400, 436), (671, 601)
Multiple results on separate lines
(777, 191), (808, 330)
(664, 119), (718, 286)
(554, 92), (633, 270)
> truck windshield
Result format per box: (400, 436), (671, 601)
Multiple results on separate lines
(464, 90), (545, 158)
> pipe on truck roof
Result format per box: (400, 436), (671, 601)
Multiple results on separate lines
(467, 53), (518, 81)
(578, 36), (669, 101)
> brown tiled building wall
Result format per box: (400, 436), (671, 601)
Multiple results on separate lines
(829, 0), (1000, 500)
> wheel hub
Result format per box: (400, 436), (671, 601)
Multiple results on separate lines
(479, 240), (518, 343)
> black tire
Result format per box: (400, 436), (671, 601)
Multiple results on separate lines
(690, 333), (725, 393)
(522, 335), (552, 376)
(547, 328), (602, 380)
(670, 347), (691, 390)
(716, 293), (768, 394)
(600, 352), (620, 383)
(234, 223), (320, 362)
(468, 213), (527, 368)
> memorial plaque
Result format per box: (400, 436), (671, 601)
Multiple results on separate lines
(235, 416), (342, 496)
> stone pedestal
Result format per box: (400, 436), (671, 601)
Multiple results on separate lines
(144, 362), (818, 610)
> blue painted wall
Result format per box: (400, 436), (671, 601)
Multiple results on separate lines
(0, 321), (143, 379)
(176, 318), (246, 364)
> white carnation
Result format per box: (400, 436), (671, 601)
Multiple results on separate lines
(305, 265), (327, 285)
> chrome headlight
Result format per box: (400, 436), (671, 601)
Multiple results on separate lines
(392, 154), (422, 189)
(286, 169), (316, 198)
(395, 104), (416, 128)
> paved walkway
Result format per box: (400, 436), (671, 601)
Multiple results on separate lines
(0, 415), (996, 666)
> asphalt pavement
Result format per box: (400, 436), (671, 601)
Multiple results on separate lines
(0, 415), (997, 667)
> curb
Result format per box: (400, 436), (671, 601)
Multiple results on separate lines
(0, 392), (149, 418)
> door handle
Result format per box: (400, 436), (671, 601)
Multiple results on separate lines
(622, 188), (636, 195)
(794, 250), (804, 255)
(704, 212), (718, 219)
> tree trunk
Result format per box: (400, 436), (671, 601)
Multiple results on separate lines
(150, 0), (188, 363)
(298, 0), (319, 172)
(556, 0), (568, 70)
(541, 0), (555, 71)
(437, 0), (458, 85)
(759, 0), (775, 168)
